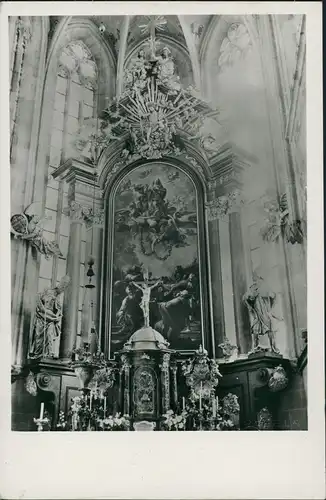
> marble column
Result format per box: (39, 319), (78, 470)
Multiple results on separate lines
(121, 355), (131, 416)
(170, 364), (178, 410)
(52, 159), (104, 361)
(60, 203), (84, 359)
(206, 217), (225, 357)
(161, 353), (171, 413)
(229, 211), (251, 354)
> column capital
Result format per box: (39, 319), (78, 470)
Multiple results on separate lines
(62, 201), (104, 229)
(52, 158), (103, 201)
(53, 158), (104, 229)
(207, 143), (257, 195)
(205, 189), (244, 221)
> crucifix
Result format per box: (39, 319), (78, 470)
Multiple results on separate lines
(131, 269), (161, 328)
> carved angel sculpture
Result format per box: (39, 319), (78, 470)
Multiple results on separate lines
(29, 275), (71, 359)
(10, 203), (62, 260)
(260, 193), (304, 244)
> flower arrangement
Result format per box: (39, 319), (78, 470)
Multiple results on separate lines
(88, 367), (116, 397)
(161, 409), (187, 431)
(221, 393), (240, 416)
(161, 393), (240, 431)
(96, 413), (130, 431)
(70, 343), (107, 368)
(56, 410), (68, 430)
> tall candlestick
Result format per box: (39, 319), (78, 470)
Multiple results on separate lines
(39, 402), (44, 420)
(216, 396), (219, 413)
(199, 383), (202, 411)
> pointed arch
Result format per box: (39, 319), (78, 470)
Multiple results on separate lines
(33, 17), (117, 294)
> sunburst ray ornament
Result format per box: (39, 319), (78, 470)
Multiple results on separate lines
(138, 16), (167, 58)
(74, 16), (221, 163)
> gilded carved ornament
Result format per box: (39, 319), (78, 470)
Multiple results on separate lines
(73, 16), (220, 165)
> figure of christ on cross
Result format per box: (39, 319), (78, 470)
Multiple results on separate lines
(131, 273), (162, 328)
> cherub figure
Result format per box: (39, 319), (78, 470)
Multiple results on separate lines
(10, 203), (62, 260)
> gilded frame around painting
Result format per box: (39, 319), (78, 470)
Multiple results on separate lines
(101, 158), (213, 359)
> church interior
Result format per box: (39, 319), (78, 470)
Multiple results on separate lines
(10, 14), (307, 431)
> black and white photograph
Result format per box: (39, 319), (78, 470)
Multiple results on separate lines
(1, 2), (324, 499)
(9, 11), (309, 430)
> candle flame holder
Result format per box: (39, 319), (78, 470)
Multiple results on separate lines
(33, 417), (50, 431)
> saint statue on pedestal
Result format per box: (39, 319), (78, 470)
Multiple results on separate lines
(242, 274), (280, 354)
(29, 276), (71, 359)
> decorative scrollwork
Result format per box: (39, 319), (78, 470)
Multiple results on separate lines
(182, 345), (222, 400)
(218, 337), (238, 362)
(36, 372), (52, 390)
(259, 365), (289, 392)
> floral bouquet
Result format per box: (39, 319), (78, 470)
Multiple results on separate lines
(56, 410), (68, 430)
(97, 413), (130, 431)
(161, 409), (187, 431)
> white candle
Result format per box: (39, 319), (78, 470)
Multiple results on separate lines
(182, 397), (185, 411)
(212, 399), (216, 418)
(199, 383), (202, 411)
(89, 393), (92, 411)
(216, 396), (219, 412)
(39, 402), (44, 420)
(104, 398), (107, 417)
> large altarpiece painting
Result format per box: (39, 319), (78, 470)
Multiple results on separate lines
(108, 162), (208, 355)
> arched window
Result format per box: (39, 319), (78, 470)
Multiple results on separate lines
(38, 41), (98, 337)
